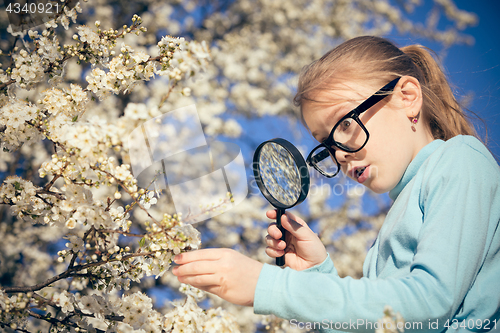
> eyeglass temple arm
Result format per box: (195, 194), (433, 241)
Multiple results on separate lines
(352, 77), (400, 114)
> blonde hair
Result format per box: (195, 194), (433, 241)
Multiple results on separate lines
(294, 36), (485, 143)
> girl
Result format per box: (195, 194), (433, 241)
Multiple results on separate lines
(172, 36), (500, 332)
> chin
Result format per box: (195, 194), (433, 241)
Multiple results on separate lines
(364, 181), (389, 194)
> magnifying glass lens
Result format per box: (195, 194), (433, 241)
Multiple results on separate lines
(259, 143), (301, 206)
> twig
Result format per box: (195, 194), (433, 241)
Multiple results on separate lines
(0, 79), (15, 91)
(183, 197), (231, 224)
(36, 189), (65, 201)
(2, 250), (156, 293)
(28, 310), (107, 332)
(34, 193), (54, 207)
(158, 82), (178, 108)
(43, 172), (63, 192)
(0, 321), (31, 332)
(33, 292), (124, 323)
(89, 166), (161, 227)
(97, 229), (145, 237)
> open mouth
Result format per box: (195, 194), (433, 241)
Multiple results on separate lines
(355, 167), (366, 179)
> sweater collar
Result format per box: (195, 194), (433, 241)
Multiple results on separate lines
(388, 139), (444, 201)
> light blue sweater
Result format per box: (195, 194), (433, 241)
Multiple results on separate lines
(254, 135), (500, 332)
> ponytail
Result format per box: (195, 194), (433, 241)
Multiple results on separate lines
(400, 45), (481, 141)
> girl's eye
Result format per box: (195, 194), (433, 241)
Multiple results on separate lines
(340, 118), (352, 131)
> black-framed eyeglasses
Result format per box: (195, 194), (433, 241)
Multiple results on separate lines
(306, 77), (400, 178)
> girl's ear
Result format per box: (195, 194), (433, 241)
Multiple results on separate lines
(396, 76), (423, 118)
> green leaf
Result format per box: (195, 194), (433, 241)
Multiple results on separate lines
(139, 237), (146, 247)
(72, 115), (78, 122)
(14, 181), (21, 191)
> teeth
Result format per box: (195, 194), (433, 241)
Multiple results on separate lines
(356, 167), (366, 178)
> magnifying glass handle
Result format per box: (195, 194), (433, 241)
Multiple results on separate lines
(276, 208), (286, 266)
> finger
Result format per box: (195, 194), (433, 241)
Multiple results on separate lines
(267, 222), (282, 240)
(266, 209), (277, 219)
(196, 284), (221, 295)
(265, 246), (285, 258)
(172, 261), (217, 277)
(281, 212), (313, 239)
(174, 248), (222, 264)
(265, 235), (286, 250)
(177, 273), (218, 288)
(284, 242), (296, 254)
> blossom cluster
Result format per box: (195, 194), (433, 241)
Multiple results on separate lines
(164, 284), (240, 333)
(115, 214), (203, 282)
(48, 287), (240, 332)
(68, 13), (142, 65)
(50, 291), (162, 331)
(157, 35), (211, 81)
(0, 291), (31, 330)
(4, 2), (83, 90)
(85, 48), (155, 100)
(84, 32), (211, 100)
(376, 305), (405, 333)
(10, 50), (45, 89)
(0, 99), (43, 151)
(56, 183), (114, 229)
(0, 176), (51, 221)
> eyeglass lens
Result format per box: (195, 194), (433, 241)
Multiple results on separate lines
(310, 117), (368, 177)
(333, 117), (367, 152)
(311, 147), (339, 177)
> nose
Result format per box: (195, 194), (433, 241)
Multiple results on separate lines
(334, 149), (356, 164)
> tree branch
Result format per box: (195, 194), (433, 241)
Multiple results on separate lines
(36, 189), (65, 201)
(0, 321), (31, 332)
(97, 228), (145, 237)
(1, 250), (157, 293)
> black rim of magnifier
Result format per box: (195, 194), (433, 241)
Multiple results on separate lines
(252, 138), (310, 209)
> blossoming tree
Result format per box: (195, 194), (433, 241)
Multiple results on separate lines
(0, 0), (477, 332)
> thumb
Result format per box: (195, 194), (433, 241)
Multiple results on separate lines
(280, 212), (315, 240)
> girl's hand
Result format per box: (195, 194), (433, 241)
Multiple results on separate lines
(265, 210), (327, 271)
(172, 248), (263, 306)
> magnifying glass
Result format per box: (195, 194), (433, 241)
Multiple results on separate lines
(253, 138), (310, 266)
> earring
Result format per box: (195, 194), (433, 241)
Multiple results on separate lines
(411, 117), (418, 132)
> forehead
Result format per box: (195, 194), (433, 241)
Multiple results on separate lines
(301, 81), (372, 130)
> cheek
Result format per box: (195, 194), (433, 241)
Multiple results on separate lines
(366, 110), (408, 150)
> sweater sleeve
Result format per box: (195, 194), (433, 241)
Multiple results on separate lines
(253, 139), (500, 333)
(302, 252), (337, 274)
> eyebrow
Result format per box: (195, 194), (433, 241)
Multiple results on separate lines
(310, 105), (348, 142)
(311, 132), (327, 143)
(311, 130), (323, 140)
